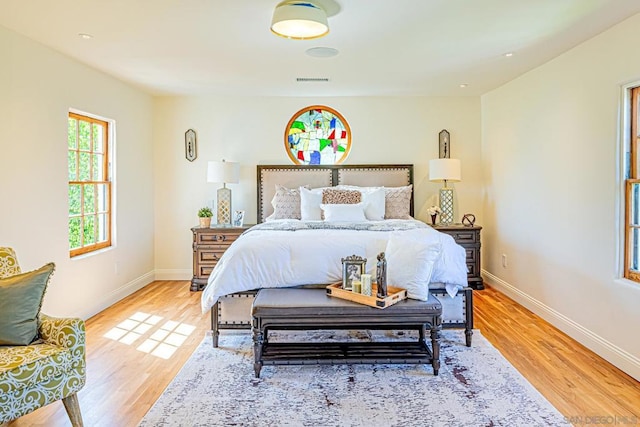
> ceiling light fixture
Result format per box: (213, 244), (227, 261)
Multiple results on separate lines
(459, 84), (468, 88)
(504, 52), (514, 57)
(78, 33), (93, 40)
(271, 1), (329, 40)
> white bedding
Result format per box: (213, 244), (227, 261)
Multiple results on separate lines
(200, 219), (468, 313)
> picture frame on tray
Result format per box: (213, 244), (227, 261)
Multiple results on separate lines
(341, 255), (366, 291)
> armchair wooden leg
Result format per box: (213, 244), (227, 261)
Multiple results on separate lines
(62, 393), (84, 427)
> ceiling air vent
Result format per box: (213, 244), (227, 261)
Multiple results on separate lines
(296, 77), (330, 82)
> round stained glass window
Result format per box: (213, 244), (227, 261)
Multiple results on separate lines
(284, 105), (351, 165)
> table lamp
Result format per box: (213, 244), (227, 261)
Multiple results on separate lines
(207, 160), (240, 225)
(429, 158), (461, 225)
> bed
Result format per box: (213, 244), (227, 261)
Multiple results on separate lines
(200, 164), (473, 346)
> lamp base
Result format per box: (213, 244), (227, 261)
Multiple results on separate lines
(439, 187), (454, 225)
(217, 187), (232, 225)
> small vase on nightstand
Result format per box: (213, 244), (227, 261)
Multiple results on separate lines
(430, 214), (437, 226)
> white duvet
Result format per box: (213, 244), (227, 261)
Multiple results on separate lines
(201, 219), (468, 313)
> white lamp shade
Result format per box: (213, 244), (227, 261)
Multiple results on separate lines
(271, 1), (329, 40)
(429, 158), (461, 182)
(207, 160), (240, 184)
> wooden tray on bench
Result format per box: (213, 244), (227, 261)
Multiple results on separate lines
(326, 283), (407, 309)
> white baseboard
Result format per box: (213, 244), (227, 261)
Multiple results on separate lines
(482, 270), (640, 382)
(77, 271), (155, 320)
(154, 269), (191, 281)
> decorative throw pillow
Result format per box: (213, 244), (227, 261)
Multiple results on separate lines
(321, 189), (362, 205)
(0, 262), (55, 345)
(300, 187), (325, 221)
(384, 185), (413, 219)
(321, 189), (362, 220)
(265, 185), (307, 221)
(386, 232), (440, 301)
(320, 203), (367, 222)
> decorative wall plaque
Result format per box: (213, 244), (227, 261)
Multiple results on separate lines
(439, 129), (450, 159)
(185, 129), (197, 162)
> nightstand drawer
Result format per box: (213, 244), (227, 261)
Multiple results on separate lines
(448, 231), (478, 243)
(199, 251), (226, 263)
(465, 248), (477, 262)
(199, 263), (218, 277)
(196, 232), (240, 245)
(466, 263), (478, 277)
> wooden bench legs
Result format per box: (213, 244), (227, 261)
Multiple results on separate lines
(252, 328), (264, 378)
(211, 302), (220, 348)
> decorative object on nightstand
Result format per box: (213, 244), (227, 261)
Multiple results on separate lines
(197, 206), (213, 228)
(207, 160), (240, 226)
(462, 213), (476, 227)
(433, 223), (484, 290)
(427, 205), (441, 226)
(232, 210), (245, 227)
(190, 224), (253, 291)
(185, 129), (197, 162)
(429, 158), (461, 225)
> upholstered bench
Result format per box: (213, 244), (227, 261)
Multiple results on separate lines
(210, 286), (473, 348)
(251, 288), (442, 378)
(430, 284), (474, 347)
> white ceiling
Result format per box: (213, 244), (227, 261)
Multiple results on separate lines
(1, 0), (639, 97)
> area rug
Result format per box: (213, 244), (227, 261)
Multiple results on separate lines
(139, 330), (570, 427)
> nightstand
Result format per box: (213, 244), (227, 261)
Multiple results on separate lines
(432, 223), (484, 290)
(190, 224), (253, 291)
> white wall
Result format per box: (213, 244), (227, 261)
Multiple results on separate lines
(0, 25), (155, 319)
(481, 14), (640, 380)
(153, 96), (482, 277)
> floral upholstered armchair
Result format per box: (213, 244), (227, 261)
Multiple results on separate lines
(0, 247), (86, 426)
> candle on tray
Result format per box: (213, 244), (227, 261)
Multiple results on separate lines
(361, 274), (372, 296)
(352, 280), (362, 293)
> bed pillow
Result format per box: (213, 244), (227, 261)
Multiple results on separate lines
(335, 186), (385, 221)
(300, 187), (325, 220)
(320, 203), (367, 222)
(361, 188), (385, 221)
(384, 185), (413, 219)
(385, 232), (440, 301)
(0, 262), (55, 345)
(265, 184), (307, 221)
(321, 189), (362, 220)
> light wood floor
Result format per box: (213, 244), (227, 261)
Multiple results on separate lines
(9, 281), (640, 426)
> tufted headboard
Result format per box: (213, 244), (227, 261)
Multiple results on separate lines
(256, 164), (414, 223)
